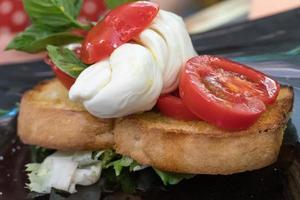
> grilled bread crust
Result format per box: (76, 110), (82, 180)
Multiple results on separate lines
(114, 87), (294, 174)
(18, 79), (114, 151)
(18, 79), (294, 174)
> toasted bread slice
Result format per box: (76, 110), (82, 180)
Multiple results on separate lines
(18, 79), (114, 151)
(114, 87), (294, 174)
(18, 79), (294, 175)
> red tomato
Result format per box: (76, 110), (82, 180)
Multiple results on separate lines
(45, 57), (76, 90)
(157, 92), (198, 121)
(180, 55), (280, 130)
(81, 1), (159, 64)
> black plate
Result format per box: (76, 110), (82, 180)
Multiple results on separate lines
(1, 8), (300, 200)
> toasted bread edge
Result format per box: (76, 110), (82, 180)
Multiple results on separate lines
(114, 87), (294, 174)
(18, 79), (114, 151)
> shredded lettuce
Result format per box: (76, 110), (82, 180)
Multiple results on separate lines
(154, 169), (195, 185)
(98, 150), (148, 175)
(26, 150), (195, 194)
(26, 151), (102, 193)
(106, 156), (148, 176)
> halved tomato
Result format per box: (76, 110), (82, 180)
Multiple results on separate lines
(179, 55), (280, 130)
(81, 1), (159, 64)
(157, 92), (198, 121)
(45, 57), (75, 90)
(45, 47), (82, 90)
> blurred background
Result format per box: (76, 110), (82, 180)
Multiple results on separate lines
(0, 0), (300, 64)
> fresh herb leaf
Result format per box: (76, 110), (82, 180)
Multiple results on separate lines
(7, 0), (88, 53)
(6, 26), (83, 53)
(99, 150), (192, 186)
(106, 156), (145, 176)
(27, 149), (195, 195)
(47, 45), (87, 78)
(104, 0), (139, 9)
(109, 156), (135, 176)
(24, 0), (88, 30)
(154, 169), (195, 185)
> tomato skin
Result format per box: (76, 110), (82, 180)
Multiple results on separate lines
(81, 1), (159, 64)
(157, 94), (198, 121)
(45, 57), (75, 90)
(179, 55), (280, 130)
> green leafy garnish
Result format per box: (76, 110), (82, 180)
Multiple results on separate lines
(6, 26), (83, 53)
(98, 149), (116, 167)
(100, 150), (193, 186)
(105, 0), (139, 9)
(100, 150), (192, 186)
(7, 0), (87, 53)
(26, 151), (102, 194)
(24, 0), (88, 30)
(154, 169), (195, 185)
(27, 149), (195, 194)
(7, 0), (145, 53)
(100, 150), (143, 176)
(107, 156), (142, 176)
(47, 45), (87, 78)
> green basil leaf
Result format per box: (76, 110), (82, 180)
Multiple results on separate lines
(154, 169), (195, 185)
(6, 26), (83, 53)
(47, 45), (87, 78)
(104, 0), (138, 9)
(24, 0), (89, 30)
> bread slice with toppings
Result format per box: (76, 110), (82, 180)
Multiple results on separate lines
(114, 87), (293, 174)
(18, 79), (294, 174)
(18, 79), (114, 151)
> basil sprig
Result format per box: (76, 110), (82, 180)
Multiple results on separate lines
(24, 0), (88, 30)
(47, 45), (87, 78)
(7, 0), (145, 53)
(6, 26), (83, 53)
(6, 0), (88, 53)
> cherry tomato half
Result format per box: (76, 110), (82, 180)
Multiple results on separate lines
(157, 92), (198, 121)
(179, 55), (280, 130)
(45, 48), (81, 90)
(81, 1), (159, 64)
(45, 57), (76, 90)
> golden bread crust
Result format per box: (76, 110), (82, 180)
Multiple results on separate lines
(18, 79), (294, 174)
(18, 79), (114, 151)
(114, 87), (294, 174)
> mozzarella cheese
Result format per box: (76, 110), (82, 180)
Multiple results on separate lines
(69, 10), (196, 118)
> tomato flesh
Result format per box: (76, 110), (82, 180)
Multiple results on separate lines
(45, 47), (82, 90)
(179, 55), (280, 130)
(45, 57), (76, 90)
(157, 92), (198, 121)
(81, 1), (159, 64)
